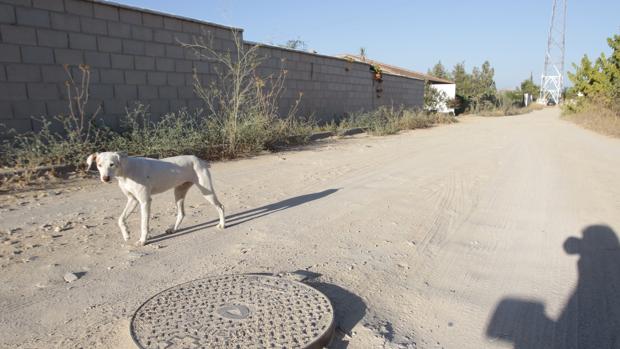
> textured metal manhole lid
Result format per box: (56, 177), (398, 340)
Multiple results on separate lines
(130, 274), (335, 349)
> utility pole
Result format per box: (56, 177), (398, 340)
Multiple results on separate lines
(540, 0), (567, 104)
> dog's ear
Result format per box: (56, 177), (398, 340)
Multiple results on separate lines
(114, 152), (127, 171)
(86, 153), (98, 170)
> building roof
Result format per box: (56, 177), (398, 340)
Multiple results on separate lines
(338, 54), (454, 84)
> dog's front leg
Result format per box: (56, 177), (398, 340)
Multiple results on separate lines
(118, 196), (138, 241)
(136, 198), (151, 246)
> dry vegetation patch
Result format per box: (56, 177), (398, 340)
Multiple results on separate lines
(476, 103), (545, 117)
(562, 103), (620, 137)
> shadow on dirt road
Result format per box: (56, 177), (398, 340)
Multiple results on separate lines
(487, 225), (620, 348)
(307, 281), (367, 349)
(149, 188), (340, 243)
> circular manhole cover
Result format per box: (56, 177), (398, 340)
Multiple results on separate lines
(130, 274), (335, 349)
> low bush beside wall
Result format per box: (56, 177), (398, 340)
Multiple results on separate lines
(0, 101), (456, 186)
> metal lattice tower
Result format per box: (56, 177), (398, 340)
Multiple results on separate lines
(540, 0), (567, 104)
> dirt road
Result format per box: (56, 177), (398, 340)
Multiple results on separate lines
(1, 108), (620, 348)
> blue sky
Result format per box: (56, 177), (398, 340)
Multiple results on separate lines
(117, 0), (619, 89)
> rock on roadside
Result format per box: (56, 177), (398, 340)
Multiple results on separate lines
(63, 272), (79, 283)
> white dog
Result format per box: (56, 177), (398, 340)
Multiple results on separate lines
(86, 152), (225, 246)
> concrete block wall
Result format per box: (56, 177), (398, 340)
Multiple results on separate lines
(251, 43), (425, 121)
(380, 74), (424, 110)
(0, 0), (424, 134)
(0, 0), (235, 133)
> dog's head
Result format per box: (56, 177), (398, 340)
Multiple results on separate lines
(86, 152), (126, 183)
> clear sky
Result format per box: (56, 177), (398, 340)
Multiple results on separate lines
(116, 0), (619, 89)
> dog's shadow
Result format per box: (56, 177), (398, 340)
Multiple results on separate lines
(148, 188), (340, 243)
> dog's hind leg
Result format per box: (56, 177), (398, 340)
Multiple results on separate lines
(118, 195), (138, 241)
(194, 164), (225, 229)
(167, 182), (193, 233)
(201, 190), (225, 229)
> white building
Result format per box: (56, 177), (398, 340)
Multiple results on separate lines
(428, 82), (456, 114)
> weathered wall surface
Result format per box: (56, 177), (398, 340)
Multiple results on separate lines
(252, 43), (425, 121)
(380, 73), (425, 112)
(0, 0), (234, 133)
(0, 0), (424, 134)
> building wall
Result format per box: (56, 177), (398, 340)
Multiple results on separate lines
(0, 0), (424, 134)
(381, 73), (425, 111)
(251, 43), (425, 121)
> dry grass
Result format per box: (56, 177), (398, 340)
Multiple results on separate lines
(1, 104), (456, 190)
(562, 103), (620, 137)
(106, 103), (315, 161)
(477, 103), (544, 117)
(320, 106), (457, 136)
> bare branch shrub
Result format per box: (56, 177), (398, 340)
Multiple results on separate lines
(1, 65), (106, 182)
(181, 30), (310, 157)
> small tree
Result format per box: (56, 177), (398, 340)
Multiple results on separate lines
(450, 61), (498, 112)
(568, 55), (608, 98)
(520, 75), (540, 100)
(424, 82), (448, 112)
(451, 62), (470, 111)
(499, 90), (525, 108)
(607, 34), (620, 103)
(567, 32), (620, 113)
(282, 38), (307, 51)
(473, 61), (497, 110)
(428, 61), (452, 80)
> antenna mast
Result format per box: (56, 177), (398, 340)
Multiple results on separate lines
(540, 0), (567, 104)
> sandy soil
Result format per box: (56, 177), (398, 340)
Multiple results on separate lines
(1, 108), (620, 349)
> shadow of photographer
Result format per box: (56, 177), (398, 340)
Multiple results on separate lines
(487, 225), (620, 348)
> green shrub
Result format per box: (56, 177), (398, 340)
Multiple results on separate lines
(330, 106), (456, 136)
(107, 105), (216, 159)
